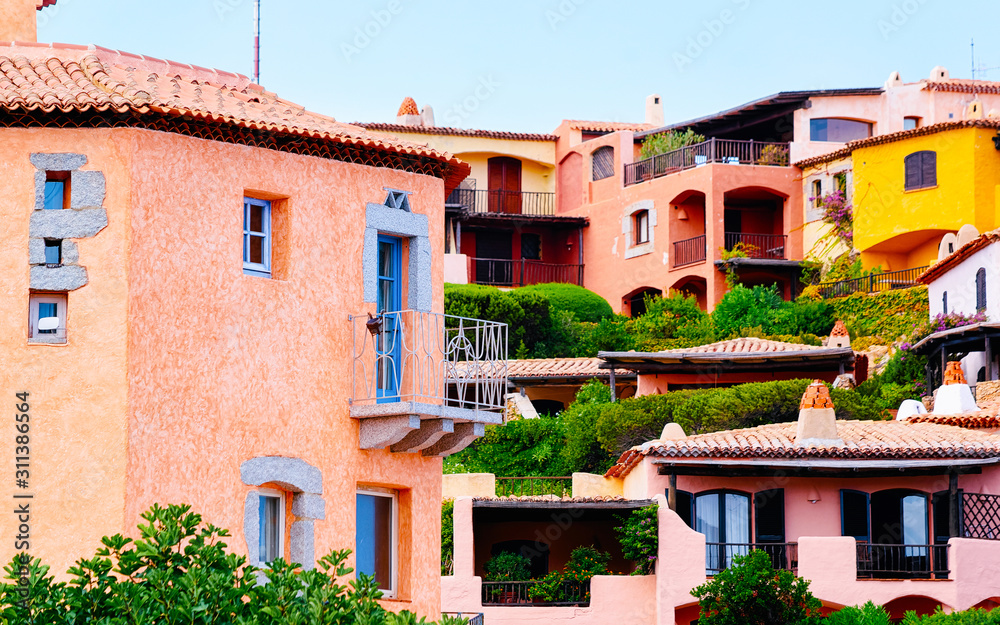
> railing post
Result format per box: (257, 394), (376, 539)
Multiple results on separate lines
(710, 137), (716, 163)
(749, 139), (755, 164)
(520, 259), (525, 287)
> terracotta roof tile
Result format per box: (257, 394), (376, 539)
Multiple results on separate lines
(944, 361), (967, 385)
(36, 0), (57, 9)
(507, 357), (634, 380)
(355, 121), (557, 142)
(566, 119), (655, 133)
(605, 420), (1000, 478)
(923, 80), (1000, 95)
(660, 337), (825, 355)
(908, 414), (1000, 429)
(397, 96), (418, 116)
(831, 320), (849, 337)
(800, 381), (834, 409)
(919, 228), (1000, 284)
(0, 43), (470, 187)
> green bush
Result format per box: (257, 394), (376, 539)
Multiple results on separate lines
(559, 380), (615, 473)
(441, 500), (455, 576)
(692, 550), (824, 625)
(483, 552), (532, 582)
(615, 504), (658, 575)
(444, 412), (572, 477)
(632, 292), (715, 350)
(824, 601), (892, 625)
(517, 283), (613, 323)
(0, 503), (443, 625)
(900, 608), (1000, 623)
(639, 128), (705, 159)
(713, 285), (786, 338)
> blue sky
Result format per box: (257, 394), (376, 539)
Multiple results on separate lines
(38, 0), (1000, 134)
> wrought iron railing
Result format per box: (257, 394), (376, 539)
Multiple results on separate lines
(816, 266), (929, 299)
(855, 543), (949, 579)
(673, 234), (706, 267)
(705, 543), (798, 575)
(724, 232), (787, 260)
(495, 476), (572, 498)
(442, 612), (484, 625)
(468, 258), (583, 287)
(348, 310), (507, 412)
(962, 492), (1000, 539)
(481, 580), (591, 606)
(446, 187), (556, 216)
(624, 138), (790, 186)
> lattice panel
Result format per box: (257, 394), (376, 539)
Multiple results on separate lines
(963, 493), (1000, 540)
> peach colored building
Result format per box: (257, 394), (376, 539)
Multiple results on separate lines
(444, 382), (1000, 624)
(0, 2), (506, 618)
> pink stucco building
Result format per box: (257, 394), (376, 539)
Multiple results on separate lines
(443, 380), (1000, 624)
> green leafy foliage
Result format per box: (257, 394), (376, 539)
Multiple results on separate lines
(0, 503), (445, 625)
(558, 380), (615, 473)
(526, 546), (610, 603)
(483, 552), (532, 582)
(444, 412), (572, 477)
(614, 505), (658, 574)
(639, 129), (706, 159)
(714, 285), (834, 339)
(441, 500), (454, 576)
(691, 550), (824, 625)
(517, 283), (613, 322)
(564, 545), (611, 581)
(900, 607), (1000, 623)
(824, 601), (892, 625)
(826, 287), (929, 343)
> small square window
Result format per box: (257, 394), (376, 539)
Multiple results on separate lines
(811, 180), (823, 206)
(384, 189), (411, 211)
(44, 171), (70, 210)
(44, 240), (61, 266)
(356, 489), (397, 596)
(257, 489), (285, 566)
(29, 293), (67, 343)
(904, 116), (921, 131)
(634, 210), (650, 245)
(243, 198), (271, 277)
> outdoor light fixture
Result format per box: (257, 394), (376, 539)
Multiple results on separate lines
(676, 207), (689, 221)
(806, 487), (822, 504)
(366, 312), (383, 337)
(993, 132), (1000, 151)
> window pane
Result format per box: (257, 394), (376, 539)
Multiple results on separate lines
(44, 181), (64, 210)
(904, 117), (918, 131)
(695, 493), (720, 542)
(379, 279), (393, 314)
(44, 240), (61, 264)
(810, 118), (871, 142)
(902, 495), (928, 545)
(378, 241), (395, 279)
(259, 495), (281, 564)
(249, 204), (265, 233)
(37, 302), (58, 334)
(725, 493), (750, 544)
(248, 235), (265, 265)
(356, 493), (393, 591)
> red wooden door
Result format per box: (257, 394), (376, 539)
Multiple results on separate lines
(487, 157), (522, 214)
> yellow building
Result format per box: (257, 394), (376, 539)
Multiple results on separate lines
(798, 119), (1000, 272)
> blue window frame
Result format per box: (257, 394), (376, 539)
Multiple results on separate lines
(243, 197), (271, 277)
(257, 490), (284, 566)
(376, 235), (402, 402)
(44, 171), (68, 210)
(356, 490), (396, 595)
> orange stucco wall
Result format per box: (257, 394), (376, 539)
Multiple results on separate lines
(0, 127), (131, 577)
(1, 126), (447, 618)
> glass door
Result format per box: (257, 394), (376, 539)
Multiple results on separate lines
(696, 491), (750, 574)
(376, 235), (402, 402)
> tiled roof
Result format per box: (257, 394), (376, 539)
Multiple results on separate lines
(0, 43), (470, 187)
(397, 96), (418, 116)
(507, 357), (635, 380)
(605, 420), (1000, 478)
(831, 320), (849, 337)
(908, 414), (1000, 429)
(567, 119), (655, 133)
(660, 337), (825, 355)
(36, 0), (57, 8)
(918, 228), (1000, 284)
(923, 80), (1000, 95)
(794, 119), (1000, 168)
(355, 122), (558, 142)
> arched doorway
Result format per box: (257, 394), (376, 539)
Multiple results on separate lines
(622, 286), (662, 318)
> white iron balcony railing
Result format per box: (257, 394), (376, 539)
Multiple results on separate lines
(348, 310), (508, 454)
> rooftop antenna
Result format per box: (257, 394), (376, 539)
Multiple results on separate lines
(971, 38), (1000, 80)
(253, 0), (261, 84)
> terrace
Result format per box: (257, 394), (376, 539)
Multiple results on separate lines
(447, 186), (556, 217)
(624, 138), (791, 187)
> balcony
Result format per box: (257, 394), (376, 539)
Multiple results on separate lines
(673, 235), (707, 268)
(855, 543), (949, 580)
(816, 265), (929, 299)
(469, 258), (583, 287)
(724, 232), (787, 260)
(624, 138), (791, 186)
(705, 543), (798, 576)
(482, 580), (591, 607)
(348, 310), (508, 455)
(447, 187), (556, 217)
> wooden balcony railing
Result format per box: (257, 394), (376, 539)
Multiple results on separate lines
(495, 476), (572, 498)
(705, 543), (798, 576)
(855, 543), (949, 579)
(624, 138), (790, 186)
(468, 258), (583, 287)
(446, 188), (556, 217)
(482, 580), (590, 606)
(816, 266), (929, 299)
(672, 235), (706, 267)
(724, 232), (787, 260)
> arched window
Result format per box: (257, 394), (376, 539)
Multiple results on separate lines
(904, 151), (937, 191)
(977, 267), (987, 312)
(592, 146), (615, 181)
(809, 118), (872, 142)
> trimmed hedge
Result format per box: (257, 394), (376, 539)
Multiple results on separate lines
(517, 283), (613, 322)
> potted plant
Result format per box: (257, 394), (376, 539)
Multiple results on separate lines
(526, 571), (564, 604)
(756, 144), (789, 166)
(483, 551), (532, 604)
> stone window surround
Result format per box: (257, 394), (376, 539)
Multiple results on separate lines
(623, 200), (656, 260)
(240, 456), (325, 571)
(363, 200), (431, 312)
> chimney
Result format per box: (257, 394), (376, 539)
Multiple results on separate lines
(659, 422), (686, 440)
(1, 0), (42, 42)
(795, 381), (843, 447)
(645, 94), (663, 127)
(828, 320), (851, 349)
(395, 97), (423, 127)
(932, 361), (979, 414)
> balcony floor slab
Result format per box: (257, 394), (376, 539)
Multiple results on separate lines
(349, 400), (504, 425)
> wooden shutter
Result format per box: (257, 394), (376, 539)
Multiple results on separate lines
(841, 489), (870, 541)
(904, 153), (921, 190)
(754, 489), (785, 543)
(592, 146), (615, 181)
(920, 151), (937, 188)
(977, 268), (987, 312)
(673, 490), (694, 529)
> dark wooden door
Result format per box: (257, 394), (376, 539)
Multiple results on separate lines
(488, 156), (522, 214)
(475, 232), (513, 285)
